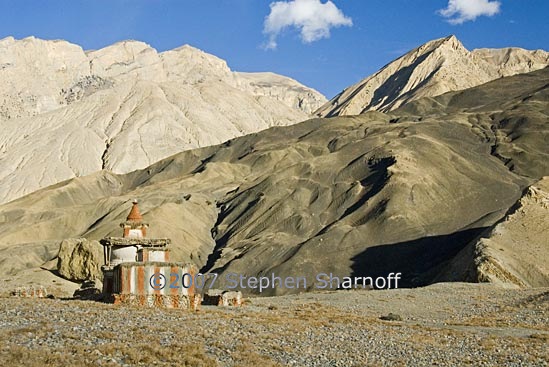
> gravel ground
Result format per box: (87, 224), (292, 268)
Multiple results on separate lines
(0, 283), (547, 367)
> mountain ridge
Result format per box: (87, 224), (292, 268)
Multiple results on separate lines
(0, 36), (326, 204)
(315, 35), (549, 117)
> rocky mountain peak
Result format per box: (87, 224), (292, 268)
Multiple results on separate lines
(316, 35), (548, 116)
(417, 34), (465, 54)
(439, 34), (463, 49)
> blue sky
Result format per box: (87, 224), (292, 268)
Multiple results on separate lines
(0, 0), (547, 98)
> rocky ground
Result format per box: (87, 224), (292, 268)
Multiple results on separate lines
(0, 283), (547, 366)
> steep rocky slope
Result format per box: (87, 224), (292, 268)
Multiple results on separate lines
(0, 68), (547, 296)
(438, 177), (549, 288)
(316, 35), (548, 117)
(473, 178), (549, 287)
(0, 36), (326, 204)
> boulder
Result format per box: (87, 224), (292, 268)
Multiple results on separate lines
(73, 280), (103, 301)
(57, 238), (103, 281)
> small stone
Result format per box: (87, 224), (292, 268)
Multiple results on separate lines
(380, 313), (403, 321)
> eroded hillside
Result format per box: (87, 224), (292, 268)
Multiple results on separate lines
(0, 36), (326, 204)
(0, 68), (547, 296)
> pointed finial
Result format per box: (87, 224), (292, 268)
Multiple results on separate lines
(126, 199), (143, 221)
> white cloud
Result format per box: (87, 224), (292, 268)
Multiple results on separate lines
(263, 0), (352, 50)
(439, 0), (501, 24)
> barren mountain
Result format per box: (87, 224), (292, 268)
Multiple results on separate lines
(0, 67), (547, 296)
(316, 35), (548, 117)
(0, 36), (326, 204)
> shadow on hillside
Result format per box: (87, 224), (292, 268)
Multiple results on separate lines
(350, 227), (488, 288)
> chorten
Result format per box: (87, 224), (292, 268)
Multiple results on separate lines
(100, 200), (182, 299)
(99, 200), (199, 309)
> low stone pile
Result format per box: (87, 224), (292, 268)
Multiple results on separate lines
(11, 285), (48, 298)
(203, 289), (243, 307)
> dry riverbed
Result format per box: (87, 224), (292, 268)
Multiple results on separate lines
(0, 283), (547, 366)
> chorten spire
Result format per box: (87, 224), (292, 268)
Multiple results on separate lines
(126, 199), (143, 222)
(120, 199), (148, 238)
